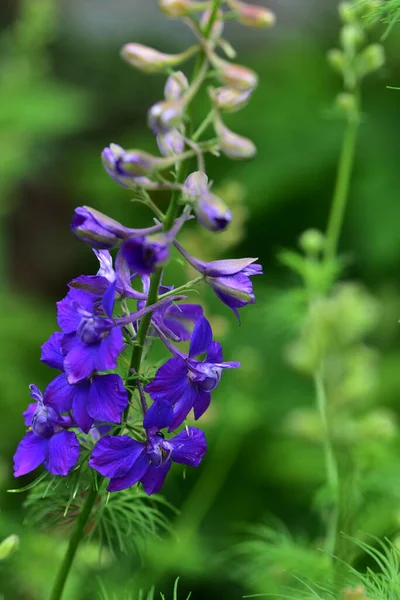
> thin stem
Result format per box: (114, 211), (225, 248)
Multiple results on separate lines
(313, 368), (340, 559)
(158, 275), (204, 300)
(324, 116), (360, 262)
(48, 485), (99, 600)
(192, 108), (216, 142)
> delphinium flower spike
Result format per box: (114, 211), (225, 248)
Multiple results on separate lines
(12, 3), (275, 599)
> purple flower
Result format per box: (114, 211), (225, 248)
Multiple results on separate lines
(45, 372), (129, 434)
(56, 288), (123, 384)
(13, 385), (79, 477)
(69, 249), (147, 302)
(71, 207), (132, 250)
(145, 316), (240, 430)
(174, 241), (262, 319)
(89, 409), (207, 494)
(121, 234), (170, 276)
(41, 333), (129, 433)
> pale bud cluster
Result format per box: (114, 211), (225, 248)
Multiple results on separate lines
(105, 1), (275, 224)
(327, 0), (385, 119)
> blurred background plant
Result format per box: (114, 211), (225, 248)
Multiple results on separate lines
(1, 0), (400, 598)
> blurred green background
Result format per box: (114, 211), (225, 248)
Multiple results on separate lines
(1, 1), (400, 598)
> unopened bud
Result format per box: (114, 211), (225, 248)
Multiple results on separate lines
(327, 48), (346, 73)
(71, 206), (132, 249)
(299, 229), (325, 255)
(196, 192), (232, 232)
(121, 43), (196, 74)
(164, 71), (189, 101)
(232, 1), (276, 28)
(184, 171), (209, 198)
(335, 92), (357, 116)
(159, 0), (196, 17)
(148, 100), (184, 134)
(157, 129), (185, 156)
(214, 57), (258, 91)
(184, 171), (231, 231)
(200, 9), (224, 39)
(338, 2), (357, 23)
(357, 43), (385, 76)
(210, 86), (252, 113)
(0, 535), (19, 561)
(117, 150), (164, 177)
(102, 143), (164, 187)
(214, 118), (256, 160)
(340, 24), (365, 51)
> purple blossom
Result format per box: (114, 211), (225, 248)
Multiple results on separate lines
(69, 249), (147, 303)
(56, 288), (123, 384)
(145, 316), (240, 430)
(13, 385), (79, 477)
(41, 333), (128, 433)
(121, 234), (170, 276)
(174, 241), (262, 319)
(89, 403), (207, 494)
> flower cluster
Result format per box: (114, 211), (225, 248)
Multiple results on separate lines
(14, 0), (268, 496)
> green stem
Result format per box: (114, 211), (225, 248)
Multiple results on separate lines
(48, 485), (99, 600)
(313, 369), (340, 559)
(324, 116), (360, 262)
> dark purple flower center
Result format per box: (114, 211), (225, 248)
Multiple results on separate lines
(147, 432), (170, 467)
(187, 361), (222, 392)
(77, 313), (112, 345)
(32, 405), (60, 438)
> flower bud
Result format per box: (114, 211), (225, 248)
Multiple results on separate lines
(157, 129), (185, 156)
(210, 86), (252, 113)
(164, 71), (189, 101)
(184, 170), (209, 198)
(214, 57), (258, 91)
(338, 2), (357, 23)
(214, 118), (256, 160)
(356, 43), (385, 76)
(196, 192), (232, 232)
(299, 229), (325, 255)
(0, 535), (19, 561)
(232, 1), (276, 28)
(159, 0), (196, 17)
(121, 43), (194, 74)
(71, 206), (132, 249)
(148, 99), (184, 134)
(200, 8), (224, 39)
(102, 144), (162, 186)
(327, 48), (346, 73)
(340, 24), (365, 51)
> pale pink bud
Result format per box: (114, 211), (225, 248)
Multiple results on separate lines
(214, 57), (258, 91)
(210, 86), (252, 113)
(214, 118), (256, 160)
(121, 43), (195, 74)
(159, 0), (197, 17)
(232, 1), (276, 28)
(148, 100), (184, 134)
(164, 71), (189, 101)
